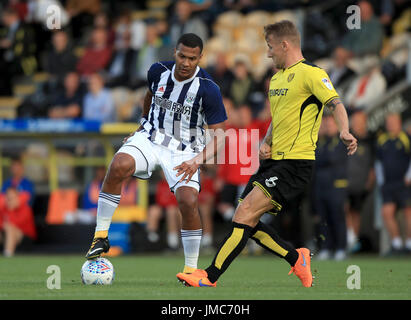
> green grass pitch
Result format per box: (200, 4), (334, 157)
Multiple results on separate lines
(0, 253), (410, 300)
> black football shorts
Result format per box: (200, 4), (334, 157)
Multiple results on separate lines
(381, 182), (411, 209)
(239, 159), (314, 214)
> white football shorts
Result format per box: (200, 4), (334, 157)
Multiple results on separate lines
(116, 131), (200, 193)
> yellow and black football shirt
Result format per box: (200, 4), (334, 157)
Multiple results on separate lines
(268, 58), (339, 160)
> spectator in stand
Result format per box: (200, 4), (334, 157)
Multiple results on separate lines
(113, 11), (132, 50)
(44, 30), (78, 90)
(146, 176), (181, 250)
(0, 7), (37, 95)
(118, 177), (138, 206)
(169, 0), (208, 46)
(146, 169), (216, 251)
(8, 0), (28, 21)
(93, 11), (115, 47)
(66, 0), (101, 41)
(327, 47), (356, 95)
(197, 166), (216, 250)
(1, 156), (34, 207)
(82, 166), (106, 215)
(314, 114), (348, 261)
(228, 57), (257, 108)
(155, 18), (172, 47)
(368, 0), (394, 34)
(0, 187), (37, 257)
(215, 104), (260, 222)
(129, 17), (147, 51)
(83, 73), (115, 123)
(344, 57), (386, 113)
(130, 21), (171, 89)
(76, 27), (113, 77)
(206, 52), (234, 97)
(375, 113), (411, 255)
(337, 0), (384, 58)
(346, 111), (375, 253)
(105, 28), (136, 88)
(48, 72), (84, 119)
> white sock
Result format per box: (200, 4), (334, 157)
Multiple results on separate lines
(181, 229), (202, 269)
(392, 237), (403, 250)
(3, 249), (12, 257)
(405, 238), (411, 250)
(347, 228), (357, 246)
(167, 232), (179, 249)
(95, 192), (121, 233)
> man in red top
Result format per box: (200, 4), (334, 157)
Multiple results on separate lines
(216, 105), (268, 221)
(76, 27), (112, 77)
(146, 177), (181, 249)
(0, 187), (36, 257)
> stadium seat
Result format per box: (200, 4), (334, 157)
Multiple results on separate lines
(244, 10), (271, 28)
(32, 72), (50, 84)
(46, 189), (79, 225)
(0, 97), (21, 119)
(250, 50), (273, 79)
(271, 10), (298, 25)
(215, 10), (244, 28)
(146, 0), (170, 10)
(131, 10), (151, 21)
(13, 84), (36, 98)
(212, 24), (234, 44)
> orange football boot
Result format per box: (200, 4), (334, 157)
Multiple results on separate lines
(176, 269), (217, 287)
(288, 248), (313, 287)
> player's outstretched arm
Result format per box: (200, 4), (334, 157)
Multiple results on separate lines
(326, 98), (358, 155)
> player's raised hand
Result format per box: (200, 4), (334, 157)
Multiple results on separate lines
(259, 142), (271, 160)
(340, 131), (358, 155)
(174, 159), (200, 184)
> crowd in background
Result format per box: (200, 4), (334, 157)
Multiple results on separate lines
(0, 0), (410, 258)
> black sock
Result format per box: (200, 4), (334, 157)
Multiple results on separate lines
(251, 221), (299, 266)
(205, 222), (253, 283)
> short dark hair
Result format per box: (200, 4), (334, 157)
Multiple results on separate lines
(176, 33), (203, 53)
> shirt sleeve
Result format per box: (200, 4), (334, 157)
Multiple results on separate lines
(305, 67), (340, 106)
(202, 81), (227, 125)
(146, 62), (164, 94)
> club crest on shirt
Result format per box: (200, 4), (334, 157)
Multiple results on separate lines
(185, 92), (196, 105)
(287, 73), (295, 82)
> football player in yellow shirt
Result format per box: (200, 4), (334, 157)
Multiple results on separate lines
(177, 20), (357, 288)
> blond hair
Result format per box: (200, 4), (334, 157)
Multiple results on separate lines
(264, 20), (300, 47)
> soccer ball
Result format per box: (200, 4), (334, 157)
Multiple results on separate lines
(81, 257), (115, 285)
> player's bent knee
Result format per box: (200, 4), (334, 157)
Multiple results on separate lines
(176, 187), (198, 214)
(232, 201), (260, 227)
(109, 153), (135, 180)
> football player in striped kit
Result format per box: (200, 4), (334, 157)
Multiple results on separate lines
(85, 33), (227, 277)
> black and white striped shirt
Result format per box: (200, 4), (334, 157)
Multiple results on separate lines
(140, 61), (227, 153)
